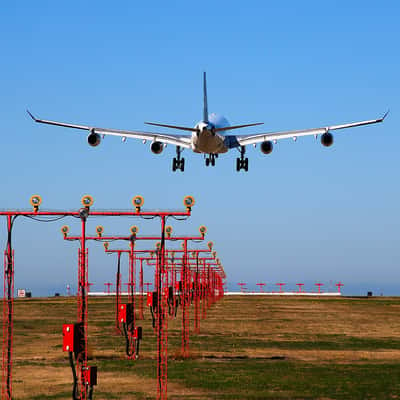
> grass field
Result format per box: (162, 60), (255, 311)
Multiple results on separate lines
(8, 295), (400, 399)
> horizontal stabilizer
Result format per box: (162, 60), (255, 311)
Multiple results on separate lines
(215, 122), (264, 132)
(145, 122), (197, 132)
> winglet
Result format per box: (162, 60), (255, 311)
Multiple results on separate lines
(381, 109), (390, 121)
(26, 109), (38, 122)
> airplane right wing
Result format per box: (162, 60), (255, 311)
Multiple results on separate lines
(27, 111), (193, 148)
(234, 112), (388, 147)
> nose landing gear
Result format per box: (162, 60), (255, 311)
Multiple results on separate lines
(236, 146), (248, 172)
(172, 146), (185, 172)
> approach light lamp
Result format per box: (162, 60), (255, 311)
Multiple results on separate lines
(81, 194), (94, 209)
(207, 241), (213, 250)
(199, 225), (207, 237)
(130, 225), (139, 236)
(103, 242), (109, 251)
(132, 195), (144, 212)
(156, 242), (161, 250)
(181, 242), (185, 250)
(61, 225), (69, 238)
(29, 195), (42, 212)
(96, 225), (104, 237)
(212, 251), (217, 258)
(165, 225), (173, 238)
(183, 195), (195, 212)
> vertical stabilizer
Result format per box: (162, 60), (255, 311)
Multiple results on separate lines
(203, 72), (208, 123)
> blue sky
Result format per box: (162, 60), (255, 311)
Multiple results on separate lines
(1, 1), (399, 295)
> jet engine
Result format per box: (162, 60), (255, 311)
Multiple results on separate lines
(151, 141), (164, 154)
(321, 132), (334, 147)
(87, 132), (101, 147)
(260, 140), (273, 154)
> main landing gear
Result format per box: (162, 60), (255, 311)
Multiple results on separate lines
(172, 146), (185, 172)
(236, 146), (248, 172)
(205, 153), (217, 167)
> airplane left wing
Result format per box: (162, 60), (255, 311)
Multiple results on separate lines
(27, 111), (192, 148)
(234, 112), (388, 147)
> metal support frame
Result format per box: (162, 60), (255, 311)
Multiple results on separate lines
(0, 195), (193, 400)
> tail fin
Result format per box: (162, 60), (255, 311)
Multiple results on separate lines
(203, 71), (208, 123)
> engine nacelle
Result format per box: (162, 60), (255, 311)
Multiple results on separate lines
(321, 132), (334, 147)
(260, 140), (273, 154)
(151, 141), (164, 154)
(87, 132), (101, 147)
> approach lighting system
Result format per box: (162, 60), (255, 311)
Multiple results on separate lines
(207, 241), (213, 250)
(29, 195), (42, 212)
(103, 242), (109, 250)
(61, 225), (70, 238)
(132, 195), (144, 212)
(199, 225), (207, 237)
(96, 225), (104, 238)
(81, 195), (94, 208)
(165, 225), (173, 238)
(183, 195), (195, 211)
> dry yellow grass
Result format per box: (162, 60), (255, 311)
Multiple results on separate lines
(6, 295), (400, 399)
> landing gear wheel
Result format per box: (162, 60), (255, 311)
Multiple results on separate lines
(236, 146), (248, 172)
(172, 146), (185, 172)
(211, 156), (215, 166)
(205, 158), (210, 167)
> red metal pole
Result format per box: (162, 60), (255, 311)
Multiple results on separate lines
(336, 282), (344, 293)
(315, 283), (323, 294)
(115, 251), (122, 334)
(276, 283), (285, 293)
(256, 283), (266, 293)
(2, 214), (14, 400)
(296, 283), (304, 293)
(139, 259), (144, 319)
(104, 283), (112, 294)
(77, 213), (89, 400)
(157, 216), (168, 400)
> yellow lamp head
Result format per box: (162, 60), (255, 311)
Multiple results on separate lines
(132, 195), (144, 212)
(30, 195), (42, 212)
(81, 195), (94, 209)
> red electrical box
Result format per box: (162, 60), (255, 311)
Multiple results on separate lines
(62, 322), (84, 355)
(147, 292), (153, 307)
(147, 291), (158, 308)
(84, 366), (97, 386)
(133, 326), (143, 340)
(118, 303), (133, 325)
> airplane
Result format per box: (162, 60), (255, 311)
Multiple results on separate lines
(27, 72), (388, 172)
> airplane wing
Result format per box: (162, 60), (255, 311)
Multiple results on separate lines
(234, 112), (388, 147)
(27, 111), (192, 149)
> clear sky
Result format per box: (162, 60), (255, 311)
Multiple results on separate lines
(1, 1), (399, 296)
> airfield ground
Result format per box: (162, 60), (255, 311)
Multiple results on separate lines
(10, 295), (400, 399)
